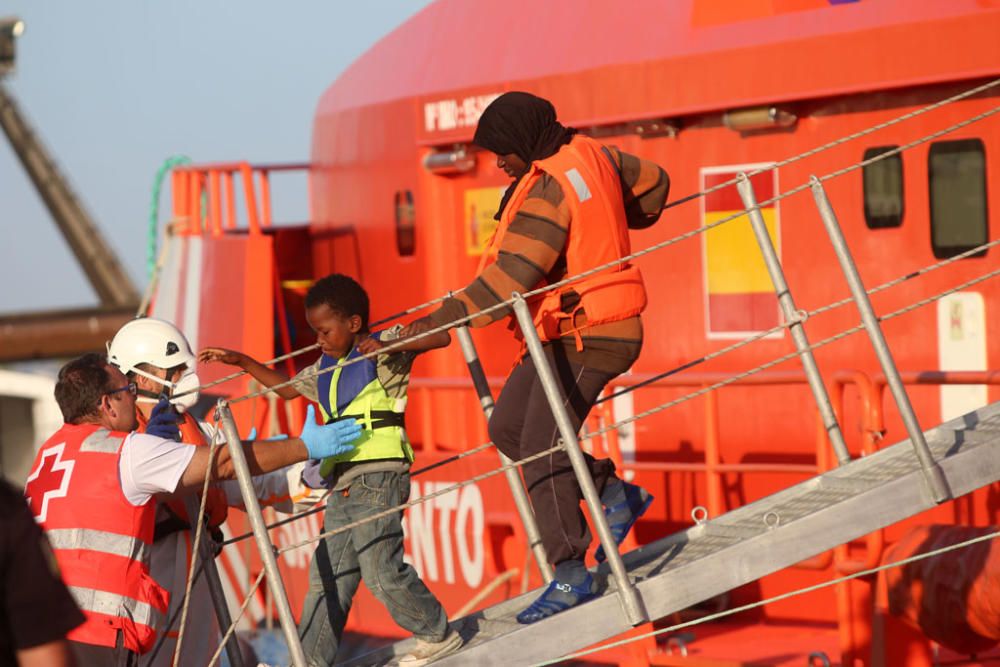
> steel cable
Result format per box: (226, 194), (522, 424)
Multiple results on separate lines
(226, 265), (1000, 556)
(172, 79), (1000, 405)
(536, 528), (1000, 666)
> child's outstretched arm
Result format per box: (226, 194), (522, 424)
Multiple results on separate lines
(396, 316), (451, 353)
(198, 347), (302, 400)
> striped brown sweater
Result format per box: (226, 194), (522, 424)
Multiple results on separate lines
(428, 145), (670, 373)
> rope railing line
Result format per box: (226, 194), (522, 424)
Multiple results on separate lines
(173, 429), (223, 667)
(214, 98), (1000, 408)
(181, 267), (1000, 655)
(174, 343), (320, 399)
(597, 234), (1000, 405)
(220, 441), (499, 548)
(219, 262), (1000, 551)
(345, 75), (1000, 330)
(206, 570), (266, 667)
(175, 82), (1000, 406)
(656, 76), (1000, 215)
(520, 101), (1000, 305)
(278, 440), (567, 555)
(537, 528), (1000, 666)
(586, 265), (1000, 442)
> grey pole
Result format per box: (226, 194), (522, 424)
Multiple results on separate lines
(810, 176), (950, 503)
(216, 401), (308, 666)
(183, 496), (245, 667)
(455, 326), (554, 584)
(736, 173), (851, 466)
(511, 294), (648, 626)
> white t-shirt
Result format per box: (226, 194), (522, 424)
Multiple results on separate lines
(118, 432), (196, 506)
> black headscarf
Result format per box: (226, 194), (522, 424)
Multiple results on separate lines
(473, 92), (577, 220)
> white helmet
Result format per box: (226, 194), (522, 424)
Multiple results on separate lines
(107, 318), (200, 409)
(108, 317), (195, 374)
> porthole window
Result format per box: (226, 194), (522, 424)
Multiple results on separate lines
(929, 139), (988, 259)
(395, 190), (415, 257)
(862, 146), (903, 229)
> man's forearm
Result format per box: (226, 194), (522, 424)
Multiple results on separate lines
(214, 438), (309, 479)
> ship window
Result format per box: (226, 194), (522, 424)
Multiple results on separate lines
(929, 139), (988, 259)
(862, 146), (903, 229)
(395, 190), (416, 257)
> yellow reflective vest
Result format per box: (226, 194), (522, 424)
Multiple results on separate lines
(315, 346), (413, 478)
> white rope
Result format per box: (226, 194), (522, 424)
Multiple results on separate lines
(179, 78), (1000, 407)
(536, 528), (1000, 666)
(585, 264), (1000, 441)
(269, 263), (1000, 556)
(172, 428), (223, 666)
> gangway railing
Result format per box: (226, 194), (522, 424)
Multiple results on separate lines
(592, 369), (881, 520)
(163, 77), (1000, 666)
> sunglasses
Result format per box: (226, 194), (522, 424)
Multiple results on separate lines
(106, 381), (138, 398)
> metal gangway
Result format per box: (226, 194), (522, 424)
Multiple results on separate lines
(167, 77), (1000, 666)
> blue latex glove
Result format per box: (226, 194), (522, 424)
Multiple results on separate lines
(298, 405), (361, 460)
(147, 397), (181, 441)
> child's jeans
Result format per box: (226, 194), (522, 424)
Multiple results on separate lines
(297, 470), (449, 666)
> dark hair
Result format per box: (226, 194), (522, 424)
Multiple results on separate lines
(55, 353), (113, 424)
(305, 274), (370, 331)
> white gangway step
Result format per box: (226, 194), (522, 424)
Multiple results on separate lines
(341, 400), (1000, 666)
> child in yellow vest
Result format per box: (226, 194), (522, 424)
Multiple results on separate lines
(200, 273), (461, 666)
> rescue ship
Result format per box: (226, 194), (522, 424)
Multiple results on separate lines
(150, 1), (1000, 663)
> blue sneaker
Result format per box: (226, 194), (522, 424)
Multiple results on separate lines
(516, 573), (597, 624)
(594, 481), (653, 563)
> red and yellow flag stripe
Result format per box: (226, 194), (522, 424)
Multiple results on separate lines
(702, 168), (781, 336)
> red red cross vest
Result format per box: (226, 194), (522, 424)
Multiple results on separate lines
(481, 135), (647, 349)
(24, 423), (169, 654)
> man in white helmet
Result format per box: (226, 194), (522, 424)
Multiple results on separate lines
(106, 317), (311, 667)
(25, 352), (359, 666)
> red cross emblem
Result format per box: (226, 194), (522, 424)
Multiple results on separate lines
(25, 443), (75, 524)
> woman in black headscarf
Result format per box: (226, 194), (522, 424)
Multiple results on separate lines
(472, 91), (577, 220)
(413, 91), (669, 624)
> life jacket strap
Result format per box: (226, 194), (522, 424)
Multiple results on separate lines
(328, 410), (405, 430)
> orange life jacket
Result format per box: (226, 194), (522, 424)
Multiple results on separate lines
(25, 423), (170, 654)
(480, 135), (647, 350)
(136, 410), (229, 528)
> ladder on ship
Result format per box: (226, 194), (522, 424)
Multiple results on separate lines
(167, 79), (1000, 667)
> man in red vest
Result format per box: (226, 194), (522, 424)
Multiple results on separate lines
(24, 353), (361, 665)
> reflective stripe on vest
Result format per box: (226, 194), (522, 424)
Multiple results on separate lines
(315, 348), (412, 478)
(484, 135), (647, 345)
(46, 527), (149, 562)
(80, 430), (125, 453)
(68, 586), (165, 631)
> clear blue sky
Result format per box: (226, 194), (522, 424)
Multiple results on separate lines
(0, 0), (431, 312)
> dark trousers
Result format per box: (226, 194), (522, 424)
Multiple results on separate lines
(489, 344), (620, 564)
(69, 633), (138, 667)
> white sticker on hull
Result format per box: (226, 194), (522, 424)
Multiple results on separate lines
(938, 292), (987, 421)
(404, 480), (484, 588)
